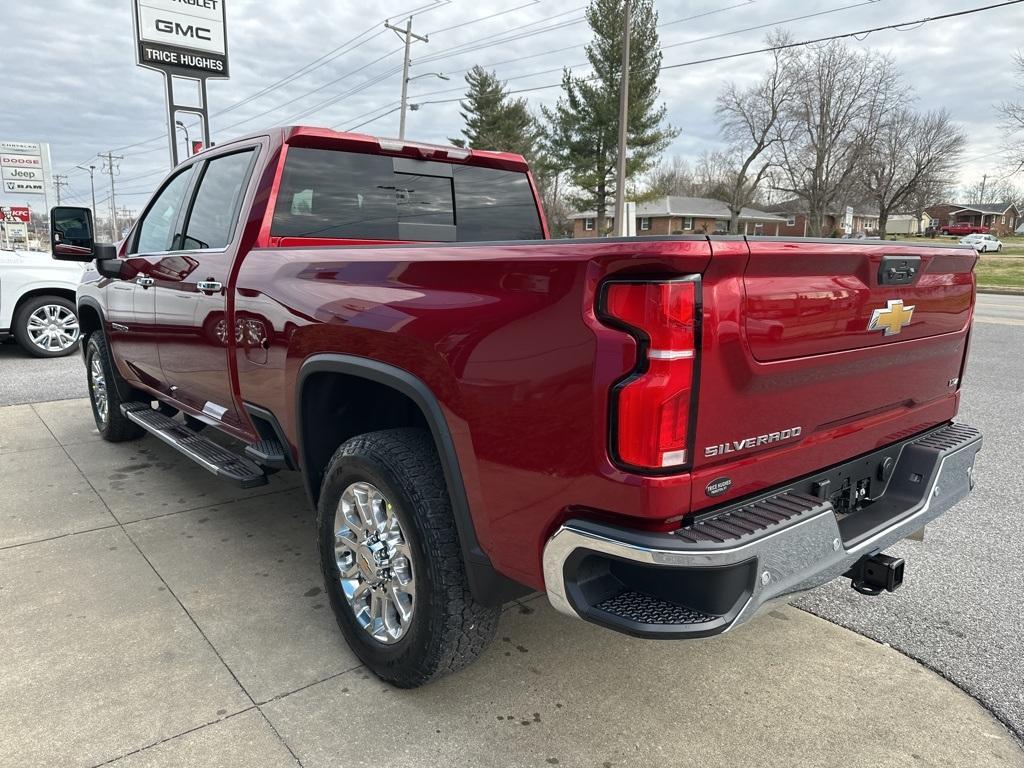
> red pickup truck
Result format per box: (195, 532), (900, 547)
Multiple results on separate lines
(50, 126), (982, 687)
(940, 222), (989, 236)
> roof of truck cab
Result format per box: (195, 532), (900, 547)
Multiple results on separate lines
(206, 126), (531, 173)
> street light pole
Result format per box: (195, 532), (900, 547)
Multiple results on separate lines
(175, 120), (191, 158)
(76, 164), (97, 224)
(385, 17), (429, 139)
(613, 0), (632, 237)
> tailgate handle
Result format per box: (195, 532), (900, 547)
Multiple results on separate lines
(879, 255), (920, 286)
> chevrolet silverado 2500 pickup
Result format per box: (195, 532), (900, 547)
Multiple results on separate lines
(50, 126), (982, 687)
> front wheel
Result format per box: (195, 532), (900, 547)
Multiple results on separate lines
(13, 295), (80, 358)
(317, 428), (499, 688)
(85, 334), (144, 442)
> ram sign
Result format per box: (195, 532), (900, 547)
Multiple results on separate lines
(0, 144), (48, 196)
(133, 0), (229, 77)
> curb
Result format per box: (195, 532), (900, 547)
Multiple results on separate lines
(978, 285), (1024, 295)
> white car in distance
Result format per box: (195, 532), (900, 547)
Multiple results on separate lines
(0, 248), (86, 357)
(959, 233), (1003, 253)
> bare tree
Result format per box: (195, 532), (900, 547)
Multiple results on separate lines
(999, 51), (1024, 175)
(910, 176), (954, 235)
(774, 41), (901, 236)
(960, 177), (1023, 207)
(858, 108), (966, 237)
(642, 156), (699, 198)
(712, 32), (795, 232)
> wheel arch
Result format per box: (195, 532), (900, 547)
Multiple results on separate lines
(14, 287), (78, 317)
(76, 297), (104, 348)
(296, 354), (529, 606)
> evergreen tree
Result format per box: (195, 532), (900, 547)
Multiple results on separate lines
(543, 0), (676, 234)
(450, 66), (541, 161)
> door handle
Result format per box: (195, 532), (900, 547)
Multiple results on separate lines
(197, 280), (223, 295)
(136, 276), (154, 288)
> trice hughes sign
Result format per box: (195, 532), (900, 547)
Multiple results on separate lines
(133, 0), (229, 78)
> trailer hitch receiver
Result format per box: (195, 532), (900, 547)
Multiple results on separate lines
(846, 552), (904, 596)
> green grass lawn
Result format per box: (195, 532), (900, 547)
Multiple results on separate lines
(975, 257), (1024, 288)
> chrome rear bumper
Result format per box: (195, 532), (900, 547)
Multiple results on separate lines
(542, 423), (982, 638)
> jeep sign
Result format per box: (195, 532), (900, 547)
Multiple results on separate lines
(133, 0), (229, 77)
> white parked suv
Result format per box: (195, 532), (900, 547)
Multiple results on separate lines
(0, 248), (86, 357)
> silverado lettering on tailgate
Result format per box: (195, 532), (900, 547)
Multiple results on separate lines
(703, 426), (802, 458)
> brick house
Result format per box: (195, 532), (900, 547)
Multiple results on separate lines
(569, 196), (786, 238)
(767, 198), (881, 237)
(924, 203), (1020, 236)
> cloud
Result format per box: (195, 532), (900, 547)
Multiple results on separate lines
(3, 0), (1022, 212)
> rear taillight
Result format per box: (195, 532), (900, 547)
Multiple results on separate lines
(601, 278), (699, 472)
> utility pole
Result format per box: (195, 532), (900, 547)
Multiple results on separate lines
(979, 173), (988, 204)
(385, 17), (429, 139)
(613, 0), (632, 237)
(54, 174), (69, 206)
(100, 152), (123, 242)
(76, 164), (98, 224)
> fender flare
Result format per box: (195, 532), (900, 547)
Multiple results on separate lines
(296, 353), (529, 606)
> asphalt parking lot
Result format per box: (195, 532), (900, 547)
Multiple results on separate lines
(0, 294), (1021, 767)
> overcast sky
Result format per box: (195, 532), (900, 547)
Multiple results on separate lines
(2, 0), (1022, 213)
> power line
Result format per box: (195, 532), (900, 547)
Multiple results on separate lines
(103, 2), (451, 157)
(659, 0), (1024, 71)
(659, 0), (886, 54)
(350, 0), (883, 130)
(385, 17), (431, 139)
(425, 0), (541, 35)
(53, 175), (69, 205)
(99, 152), (123, 242)
(403, 0), (1024, 109)
(211, 4), (595, 137)
(437, 0), (756, 78)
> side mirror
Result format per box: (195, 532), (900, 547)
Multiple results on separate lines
(50, 206), (98, 262)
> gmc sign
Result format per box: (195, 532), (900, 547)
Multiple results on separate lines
(134, 0), (229, 78)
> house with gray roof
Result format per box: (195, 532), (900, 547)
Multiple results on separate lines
(569, 196), (787, 238)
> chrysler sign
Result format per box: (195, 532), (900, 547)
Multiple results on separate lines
(133, 0), (229, 77)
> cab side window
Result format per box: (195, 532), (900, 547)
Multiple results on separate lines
(181, 150), (255, 250)
(132, 168), (194, 255)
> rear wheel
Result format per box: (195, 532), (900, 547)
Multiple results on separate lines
(13, 295), (80, 358)
(85, 333), (144, 442)
(317, 428), (499, 687)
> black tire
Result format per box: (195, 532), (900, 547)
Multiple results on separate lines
(85, 333), (144, 442)
(317, 428), (499, 687)
(13, 295), (81, 358)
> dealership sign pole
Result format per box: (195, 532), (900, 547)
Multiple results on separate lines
(132, 0), (229, 167)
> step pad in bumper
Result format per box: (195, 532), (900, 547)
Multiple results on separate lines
(543, 421), (982, 639)
(676, 491), (827, 544)
(121, 403), (268, 488)
(595, 591), (717, 626)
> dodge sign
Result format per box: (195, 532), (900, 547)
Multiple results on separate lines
(133, 0), (229, 78)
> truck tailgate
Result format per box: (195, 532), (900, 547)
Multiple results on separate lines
(689, 239), (975, 511)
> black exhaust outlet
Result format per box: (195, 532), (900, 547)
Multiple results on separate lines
(846, 553), (905, 596)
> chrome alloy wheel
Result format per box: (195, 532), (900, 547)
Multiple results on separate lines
(26, 304), (79, 352)
(334, 481), (415, 644)
(89, 354), (108, 425)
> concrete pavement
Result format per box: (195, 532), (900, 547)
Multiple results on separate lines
(1, 399), (1021, 767)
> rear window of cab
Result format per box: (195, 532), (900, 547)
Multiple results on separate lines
(271, 147), (543, 243)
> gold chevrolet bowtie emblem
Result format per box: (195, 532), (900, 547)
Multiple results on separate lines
(868, 299), (915, 336)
